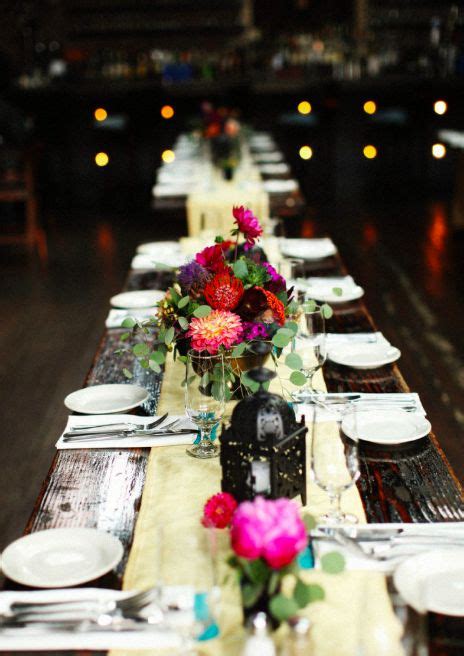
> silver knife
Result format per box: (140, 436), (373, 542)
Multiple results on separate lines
(62, 429), (195, 443)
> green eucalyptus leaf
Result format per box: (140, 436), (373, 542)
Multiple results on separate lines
(302, 514), (317, 532)
(122, 368), (133, 379)
(149, 351), (165, 364)
(320, 552), (345, 574)
(242, 583), (265, 609)
(245, 559), (269, 585)
(231, 342), (247, 357)
(233, 259), (248, 279)
(303, 299), (317, 313)
(293, 579), (313, 608)
(121, 317), (136, 328)
(193, 305), (212, 318)
(321, 303), (333, 319)
(149, 360), (161, 373)
(178, 296), (190, 309)
(168, 287), (180, 303)
(164, 326), (175, 345)
(285, 321), (299, 335)
(133, 343), (150, 357)
(269, 595), (299, 622)
(178, 316), (189, 331)
(140, 359), (149, 369)
(290, 370), (307, 386)
(272, 332), (291, 349)
(211, 381), (224, 402)
(120, 332), (130, 342)
(306, 584), (325, 603)
(332, 287), (343, 297)
(268, 571), (280, 596)
(285, 352), (303, 370)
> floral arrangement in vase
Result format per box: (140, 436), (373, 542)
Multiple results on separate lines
(120, 206), (315, 399)
(202, 493), (344, 626)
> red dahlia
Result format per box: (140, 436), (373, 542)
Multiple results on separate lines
(204, 272), (244, 311)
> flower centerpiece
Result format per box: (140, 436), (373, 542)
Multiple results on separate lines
(121, 206), (308, 399)
(201, 493), (345, 627)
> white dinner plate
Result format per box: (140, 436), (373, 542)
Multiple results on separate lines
(342, 409), (431, 445)
(137, 241), (181, 255)
(280, 239), (337, 260)
(394, 549), (464, 615)
(328, 343), (401, 369)
(64, 384), (149, 414)
(110, 290), (165, 309)
(263, 179), (298, 193)
(307, 285), (365, 303)
(1, 528), (124, 588)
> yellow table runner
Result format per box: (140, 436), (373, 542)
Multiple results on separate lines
(113, 355), (404, 656)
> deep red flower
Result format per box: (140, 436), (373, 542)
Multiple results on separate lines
(202, 492), (238, 529)
(236, 287), (268, 321)
(232, 206), (263, 250)
(204, 272), (244, 311)
(195, 244), (228, 274)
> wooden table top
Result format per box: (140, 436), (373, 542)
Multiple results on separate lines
(4, 250), (464, 655)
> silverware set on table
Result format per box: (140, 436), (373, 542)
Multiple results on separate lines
(0, 587), (166, 632)
(307, 393), (420, 413)
(63, 413), (196, 443)
(313, 526), (464, 562)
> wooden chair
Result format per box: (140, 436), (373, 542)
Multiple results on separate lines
(0, 147), (47, 258)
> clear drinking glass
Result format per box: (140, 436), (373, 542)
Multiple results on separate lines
(291, 309), (327, 401)
(185, 351), (225, 459)
(311, 405), (360, 524)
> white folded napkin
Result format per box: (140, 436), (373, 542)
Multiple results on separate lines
(313, 522), (464, 574)
(280, 237), (337, 260)
(137, 240), (182, 255)
(56, 415), (197, 450)
(326, 332), (386, 345)
(252, 151), (284, 163)
(295, 275), (363, 302)
(131, 253), (186, 270)
(263, 179), (298, 193)
(293, 393), (426, 423)
(105, 308), (158, 329)
(152, 184), (192, 198)
(258, 162), (290, 175)
(0, 587), (185, 651)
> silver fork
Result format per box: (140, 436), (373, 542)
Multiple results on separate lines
(66, 418), (180, 438)
(71, 412), (169, 432)
(8, 587), (161, 622)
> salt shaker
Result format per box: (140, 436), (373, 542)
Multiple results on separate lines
(241, 612), (276, 656)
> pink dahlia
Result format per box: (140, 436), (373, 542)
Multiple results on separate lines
(232, 206), (263, 250)
(195, 244), (228, 274)
(187, 310), (243, 354)
(230, 497), (307, 569)
(202, 492), (238, 529)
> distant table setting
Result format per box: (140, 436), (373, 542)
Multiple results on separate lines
(0, 128), (463, 656)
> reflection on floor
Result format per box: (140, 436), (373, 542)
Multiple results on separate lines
(0, 199), (463, 549)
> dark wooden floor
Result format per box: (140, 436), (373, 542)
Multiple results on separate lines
(0, 198), (463, 550)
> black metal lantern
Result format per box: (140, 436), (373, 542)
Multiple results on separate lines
(219, 366), (307, 505)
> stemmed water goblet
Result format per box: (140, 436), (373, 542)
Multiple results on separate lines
(311, 405), (360, 524)
(185, 350), (225, 459)
(290, 308), (327, 402)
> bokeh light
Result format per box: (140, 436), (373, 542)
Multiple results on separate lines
(432, 143), (446, 159)
(363, 145), (377, 159)
(363, 100), (377, 115)
(297, 101), (312, 115)
(94, 108), (108, 122)
(162, 149), (176, 163)
(95, 152), (109, 167)
(434, 100), (447, 115)
(161, 105), (175, 119)
(299, 145), (313, 160)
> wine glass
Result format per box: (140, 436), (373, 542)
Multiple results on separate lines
(311, 405), (360, 524)
(185, 350), (225, 459)
(290, 309), (327, 401)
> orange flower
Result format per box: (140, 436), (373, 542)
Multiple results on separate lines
(204, 272), (244, 311)
(257, 287), (286, 326)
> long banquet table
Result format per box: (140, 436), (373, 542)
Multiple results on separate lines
(3, 131), (464, 653)
(3, 244), (462, 654)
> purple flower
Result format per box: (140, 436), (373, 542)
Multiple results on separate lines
(262, 262), (286, 294)
(242, 321), (270, 340)
(178, 261), (212, 294)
